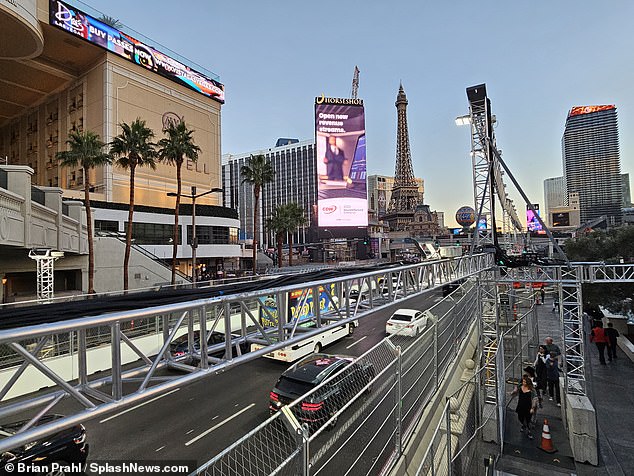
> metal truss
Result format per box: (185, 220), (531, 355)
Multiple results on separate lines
(478, 269), (500, 405)
(0, 253), (494, 453)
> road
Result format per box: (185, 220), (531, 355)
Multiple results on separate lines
(52, 290), (446, 470)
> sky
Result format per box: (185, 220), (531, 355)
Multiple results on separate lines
(84, 0), (634, 227)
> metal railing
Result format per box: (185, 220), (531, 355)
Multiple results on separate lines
(192, 280), (480, 475)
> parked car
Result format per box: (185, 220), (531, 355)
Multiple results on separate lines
(269, 354), (375, 428)
(170, 330), (248, 365)
(385, 308), (429, 337)
(0, 414), (88, 475)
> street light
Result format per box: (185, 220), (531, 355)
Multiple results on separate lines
(167, 186), (223, 283)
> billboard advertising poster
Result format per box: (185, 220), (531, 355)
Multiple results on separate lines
(477, 217), (487, 230)
(49, 0), (225, 103)
(258, 285), (336, 327)
(315, 97), (368, 227)
(552, 212), (570, 227)
(526, 204), (542, 232)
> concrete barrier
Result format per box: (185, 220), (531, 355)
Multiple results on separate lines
(565, 393), (598, 465)
(617, 335), (634, 363)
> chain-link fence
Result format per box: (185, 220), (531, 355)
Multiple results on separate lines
(413, 288), (540, 476)
(193, 280), (480, 476)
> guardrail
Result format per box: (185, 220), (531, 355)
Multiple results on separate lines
(192, 280), (480, 475)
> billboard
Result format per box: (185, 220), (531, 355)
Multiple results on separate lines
(526, 204), (542, 232)
(258, 285), (336, 328)
(568, 105), (615, 118)
(49, 0), (225, 103)
(552, 212), (570, 227)
(315, 97), (368, 227)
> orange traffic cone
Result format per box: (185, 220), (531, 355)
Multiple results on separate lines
(539, 419), (557, 453)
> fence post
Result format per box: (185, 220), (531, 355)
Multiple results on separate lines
(396, 345), (403, 456)
(446, 400), (453, 476)
(434, 322), (439, 389)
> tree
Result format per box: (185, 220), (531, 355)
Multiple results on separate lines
(280, 202), (307, 267)
(564, 226), (634, 311)
(157, 119), (201, 284)
(240, 154), (275, 273)
(57, 130), (111, 294)
(266, 207), (289, 268)
(110, 119), (157, 290)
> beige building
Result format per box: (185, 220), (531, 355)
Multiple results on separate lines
(0, 0), (223, 208)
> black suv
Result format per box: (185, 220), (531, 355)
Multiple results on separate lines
(0, 414), (88, 475)
(269, 354), (375, 428)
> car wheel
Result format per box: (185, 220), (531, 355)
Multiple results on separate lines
(314, 342), (322, 354)
(416, 327), (421, 337)
(348, 323), (355, 336)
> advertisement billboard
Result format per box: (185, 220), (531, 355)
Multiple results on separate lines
(315, 97), (368, 227)
(527, 204), (542, 232)
(258, 285), (336, 327)
(569, 105), (615, 118)
(552, 212), (570, 227)
(49, 0), (225, 103)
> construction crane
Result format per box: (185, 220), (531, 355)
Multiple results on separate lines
(351, 66), (360, 99)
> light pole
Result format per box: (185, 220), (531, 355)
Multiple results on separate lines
(168, 186), (223, 283)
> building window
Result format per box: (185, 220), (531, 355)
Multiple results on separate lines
(186, 225), (238, 245)
(95, 220), (119, 233)
(125, 222), (181, 245)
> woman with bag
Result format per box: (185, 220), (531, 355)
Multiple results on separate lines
(534, 345), (549, 408)
(511, 373), (539, 439)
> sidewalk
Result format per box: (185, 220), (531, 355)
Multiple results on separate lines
(496, 297), (634, 475)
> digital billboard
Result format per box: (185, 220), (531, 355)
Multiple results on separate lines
(568, 105), (615, 118)
(552, 212), (570, 227)
(527, 204), (542, 232)
(49, 0), (225, 103)
(315, 97), (368, 227)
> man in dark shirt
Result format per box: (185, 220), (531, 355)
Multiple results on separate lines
(605, 322), (620, 361)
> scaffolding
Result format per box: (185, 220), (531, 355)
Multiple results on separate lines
(28, 249), (64, 302)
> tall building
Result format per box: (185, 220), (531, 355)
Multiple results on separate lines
(222, 140), (317, 249)
(562, 105), (622, 226)
(621, 173), (632, 208)
(543, 176), (565, 226)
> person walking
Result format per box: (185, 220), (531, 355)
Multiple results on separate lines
(544, 337), (561, 359)
(546, 355), (561, 406)
(590, 321), (609, 365)
(534, 345), (549, 408)
(511, 374), (539, 439)
(540, 288), (546, 305)
(604, 322), (620, 361)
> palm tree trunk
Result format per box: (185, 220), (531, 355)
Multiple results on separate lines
(171, 162), (182, 285)
(124, 164), (136, 291)
(288, 231), (294, 267)
(84, 166), (95, 294)
(276, 232), (283, 268)
(252, 185), (259, 274)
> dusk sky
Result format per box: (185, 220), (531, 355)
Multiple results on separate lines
(85, 0), (634, 227)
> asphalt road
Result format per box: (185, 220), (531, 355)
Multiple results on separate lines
(69, 290), (445, 470)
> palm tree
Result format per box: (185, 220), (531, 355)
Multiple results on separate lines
(57, 130), (111, 294)
(240, 154), (275, 273)
(157, 119), (201, 284)
(267, 206), (290, 268)
(281, 202), (307, 267)
(109, 118), (157, 290)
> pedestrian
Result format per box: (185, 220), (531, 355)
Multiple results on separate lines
(534, 345), (549, 408)
(540, 288), (546, 305)
(552, 296), (560, 313)
(605, 322), (620, 361)
(544, 337), (561, 359)
(590, 321), (609, 365)
(511, 374), (539, 439)
(546, 355), (561, 406)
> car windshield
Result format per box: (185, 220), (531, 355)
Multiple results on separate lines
(275, 376), (315, 397)
(391, 313), (413, 322)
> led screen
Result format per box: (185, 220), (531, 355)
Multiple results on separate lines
(552, 212), (570, 227)
(526, 204), (542, 232)
(315, 98), (368, 227)
(49, 0), (225, 103)
(569, 105), (615, 117)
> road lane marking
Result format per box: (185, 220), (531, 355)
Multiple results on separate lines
(186, 429), (194, 434)
(155, 446), (165, 452)
(99, 388), (181, 423)
(346, 336), (367, 349)
(185, 403), (256, 446)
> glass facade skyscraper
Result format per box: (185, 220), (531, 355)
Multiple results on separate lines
(562, 105), (622, 226)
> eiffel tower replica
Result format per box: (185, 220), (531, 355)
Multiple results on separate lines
(384, 83), (423, 231)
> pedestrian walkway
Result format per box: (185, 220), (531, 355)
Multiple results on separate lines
(495, 294), (634, 476)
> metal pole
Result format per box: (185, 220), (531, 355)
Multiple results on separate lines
(191, 186), (197, 284)
(396, 345), (403, 456)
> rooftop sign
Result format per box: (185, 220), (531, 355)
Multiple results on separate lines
(568, 105), (615, 117)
